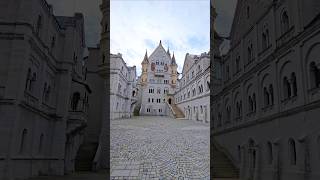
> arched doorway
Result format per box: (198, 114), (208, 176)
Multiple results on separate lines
(168, 98), (172, 104)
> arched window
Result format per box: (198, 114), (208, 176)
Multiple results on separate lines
(248, 139), (256, 172)
(269, 84), (274, 105)
(20, 129), (28, 153)
(264, 87), (270, 107)
(281, 11), (290, 34)
(310, 62), (320, 88)
(289, 139), (297, 165)
(262, 32), (267, 50)
(291, 73), (297, 96)
(25, 68), (31, 90)
(43, 83), (47, 100)
(283, 76), (291, 99)
(267, 142), (273, 164)
(249, 96), (253, 112)
(30, 73), (37, 92)
(207, 81), (210, 91)
(226, 106), (231, 122)
(247, 43), (253, 63)
(247, 6), (250, 19)
(253, 93), (256, 112)
(235, 56), (240, 72)
(36, 15), (42, 35)
(71, 92), (80, 111)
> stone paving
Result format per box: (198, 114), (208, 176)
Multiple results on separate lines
(110, 116), (210, 179)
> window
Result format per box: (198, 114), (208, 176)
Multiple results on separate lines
(291, 73), (297, 96)
(281, 11), (290, 34)
(310, 62), (320, 88)
(20, 129), (28, 153)
(36, 15), (42, 35)
(289, 139), (297, 165)
(71, 92), (80, 111)
(25, 68), (31, 90)
(235, 56), (240, 72)
(246, 6), (250, 19)
(51, 36), (56, 48)
(157, 88), (161, 94)
(43, 83), (47, 100)
(226, 106), (231, 122)
(262, 25), (270, 50)
(264, 87), (270, 107)
(247, 43), (254, 63)
(283, 76), (291, 99)
(269, 85), (274, 105)
(30, 73), (37, 92)
(207, 81), (210, 91)
(267, 142), (273, 164)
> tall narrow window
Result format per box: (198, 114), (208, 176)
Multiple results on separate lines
(20, 129), (28, 153)
(310, 62), (320, 88)
(289, 139), (297, 165)
(71, 92), (80, 111)
(269, 84), (274, 105)
(36, 15), (42, 35)
(267, 142), (273, 164)
(283, 77), (291, 99)
(291, 73), (297, 96)
(253, 93), (256, 112)
(30, 73), (37, 91)
(25, 68), (31, 90)
(281, 11), (290, 34)
(264, 87), (270, 107)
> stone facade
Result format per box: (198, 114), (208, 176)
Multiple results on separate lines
(139, 41), (178, 116)
(174, 52), (210, 123)
(212, 0), (320, 179)
(0, 0), (88, 179)
(110, 53), (137, 119)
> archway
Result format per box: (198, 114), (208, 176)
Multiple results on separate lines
(168, 98), (172, 105)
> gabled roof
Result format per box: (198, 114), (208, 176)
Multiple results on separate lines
(148, 40), (172, 63)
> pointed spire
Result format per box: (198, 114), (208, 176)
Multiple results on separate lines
(171, 52), (177, 65)
(167, 46), (171, 56)
(142, 49), (149, 64)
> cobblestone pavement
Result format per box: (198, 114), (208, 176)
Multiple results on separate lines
(111, 116), (210, 179)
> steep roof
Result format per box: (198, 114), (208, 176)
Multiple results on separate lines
(148, 40), (172, 63)
(141, 50), (149, 64)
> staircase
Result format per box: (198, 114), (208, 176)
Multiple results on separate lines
(169, 103), (185, 118)
(75, 143), (99, 171)
(212, 143), (240, 179)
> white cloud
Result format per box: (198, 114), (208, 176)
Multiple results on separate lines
(111, 0), (210, 75)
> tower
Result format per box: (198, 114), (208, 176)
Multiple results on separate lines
(170, 52), (178, 87)
(141, 50), (149, 86)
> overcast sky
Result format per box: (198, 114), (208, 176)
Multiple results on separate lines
(111, 0), (210, 75)
(45, 0), (235, 73)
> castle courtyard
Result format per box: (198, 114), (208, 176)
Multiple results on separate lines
(111, 116), (210, 179)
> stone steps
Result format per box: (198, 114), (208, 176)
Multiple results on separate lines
(212, 144), (239, 178)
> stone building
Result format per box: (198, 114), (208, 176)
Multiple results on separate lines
(212, 0), (320, 179)
(110, 53), (137, 119)
(174, 52), (210, 123)
(139, 41), (178, 116)
(0, 0), (89, 179)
